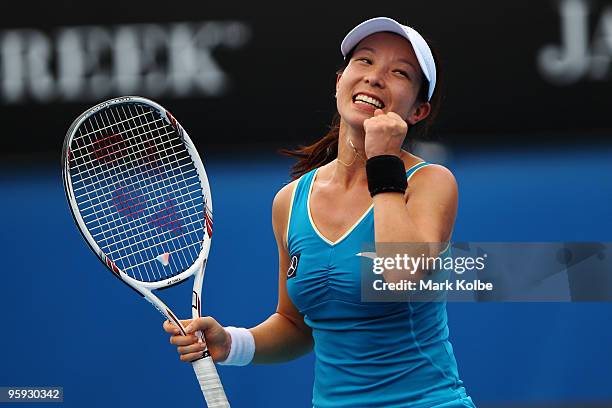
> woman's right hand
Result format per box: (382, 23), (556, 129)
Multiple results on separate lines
(163, 317), (231, 363)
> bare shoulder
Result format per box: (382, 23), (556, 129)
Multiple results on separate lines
(411, 163), (457, 185)
(399, 152), (457, 190)
(408, 163), (458, 200)
(272, 179), (299, 217)
(271, 179), (300, 246)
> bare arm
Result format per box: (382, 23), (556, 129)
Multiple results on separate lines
(165, 181), (313, 364)
(373, 163), (458, 282)
(363, 111), (458, 248)
(373, 163), (458, 244)
(250, 181), (313, 364)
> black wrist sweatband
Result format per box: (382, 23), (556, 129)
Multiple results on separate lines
(366, 155), (407, 197)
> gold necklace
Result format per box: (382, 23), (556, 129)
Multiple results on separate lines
(337, 137), (366, 167)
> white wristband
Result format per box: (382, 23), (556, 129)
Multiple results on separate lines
(218, 326), (255, 366)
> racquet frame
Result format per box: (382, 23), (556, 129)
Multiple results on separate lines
(62, 96), (229, 408)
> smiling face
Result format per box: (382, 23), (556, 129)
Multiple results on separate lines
(336, 32), (431, 130)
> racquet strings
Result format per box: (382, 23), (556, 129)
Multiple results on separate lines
(68, 103), (207, 283)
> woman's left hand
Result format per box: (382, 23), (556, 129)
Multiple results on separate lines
(363, 109), (408, 159)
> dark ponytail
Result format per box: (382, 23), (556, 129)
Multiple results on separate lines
(280, 114), (340, 180)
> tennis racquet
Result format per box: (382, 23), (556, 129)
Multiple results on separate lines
(61, 96), (229, 407)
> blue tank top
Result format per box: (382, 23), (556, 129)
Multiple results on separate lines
(286, 163), (473, 408)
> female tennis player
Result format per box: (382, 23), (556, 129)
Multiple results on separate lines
(164, 17), (475, 407)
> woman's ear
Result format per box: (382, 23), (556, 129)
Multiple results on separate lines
(335, 73), (342, 97)
(407, 102), (431, 125)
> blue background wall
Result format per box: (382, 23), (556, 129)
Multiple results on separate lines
(1, 144), (611, 407)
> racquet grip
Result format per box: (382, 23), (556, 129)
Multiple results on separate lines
(192, 355), (230, 408)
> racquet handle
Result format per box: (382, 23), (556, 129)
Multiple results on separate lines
(192, 355), (230, 408)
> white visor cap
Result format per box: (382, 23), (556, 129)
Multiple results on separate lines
(340, 17), (436, 101)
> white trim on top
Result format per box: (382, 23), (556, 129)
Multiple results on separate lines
(306, 161), (430, 247)
(407, 162), (431, 183)
(285, 179), (299, 247)
(306, 167), (373, 247)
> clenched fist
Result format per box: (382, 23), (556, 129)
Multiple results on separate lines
(363, 109), (408, 159)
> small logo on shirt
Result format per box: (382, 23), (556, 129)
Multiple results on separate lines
(287, 253), (300, 279)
